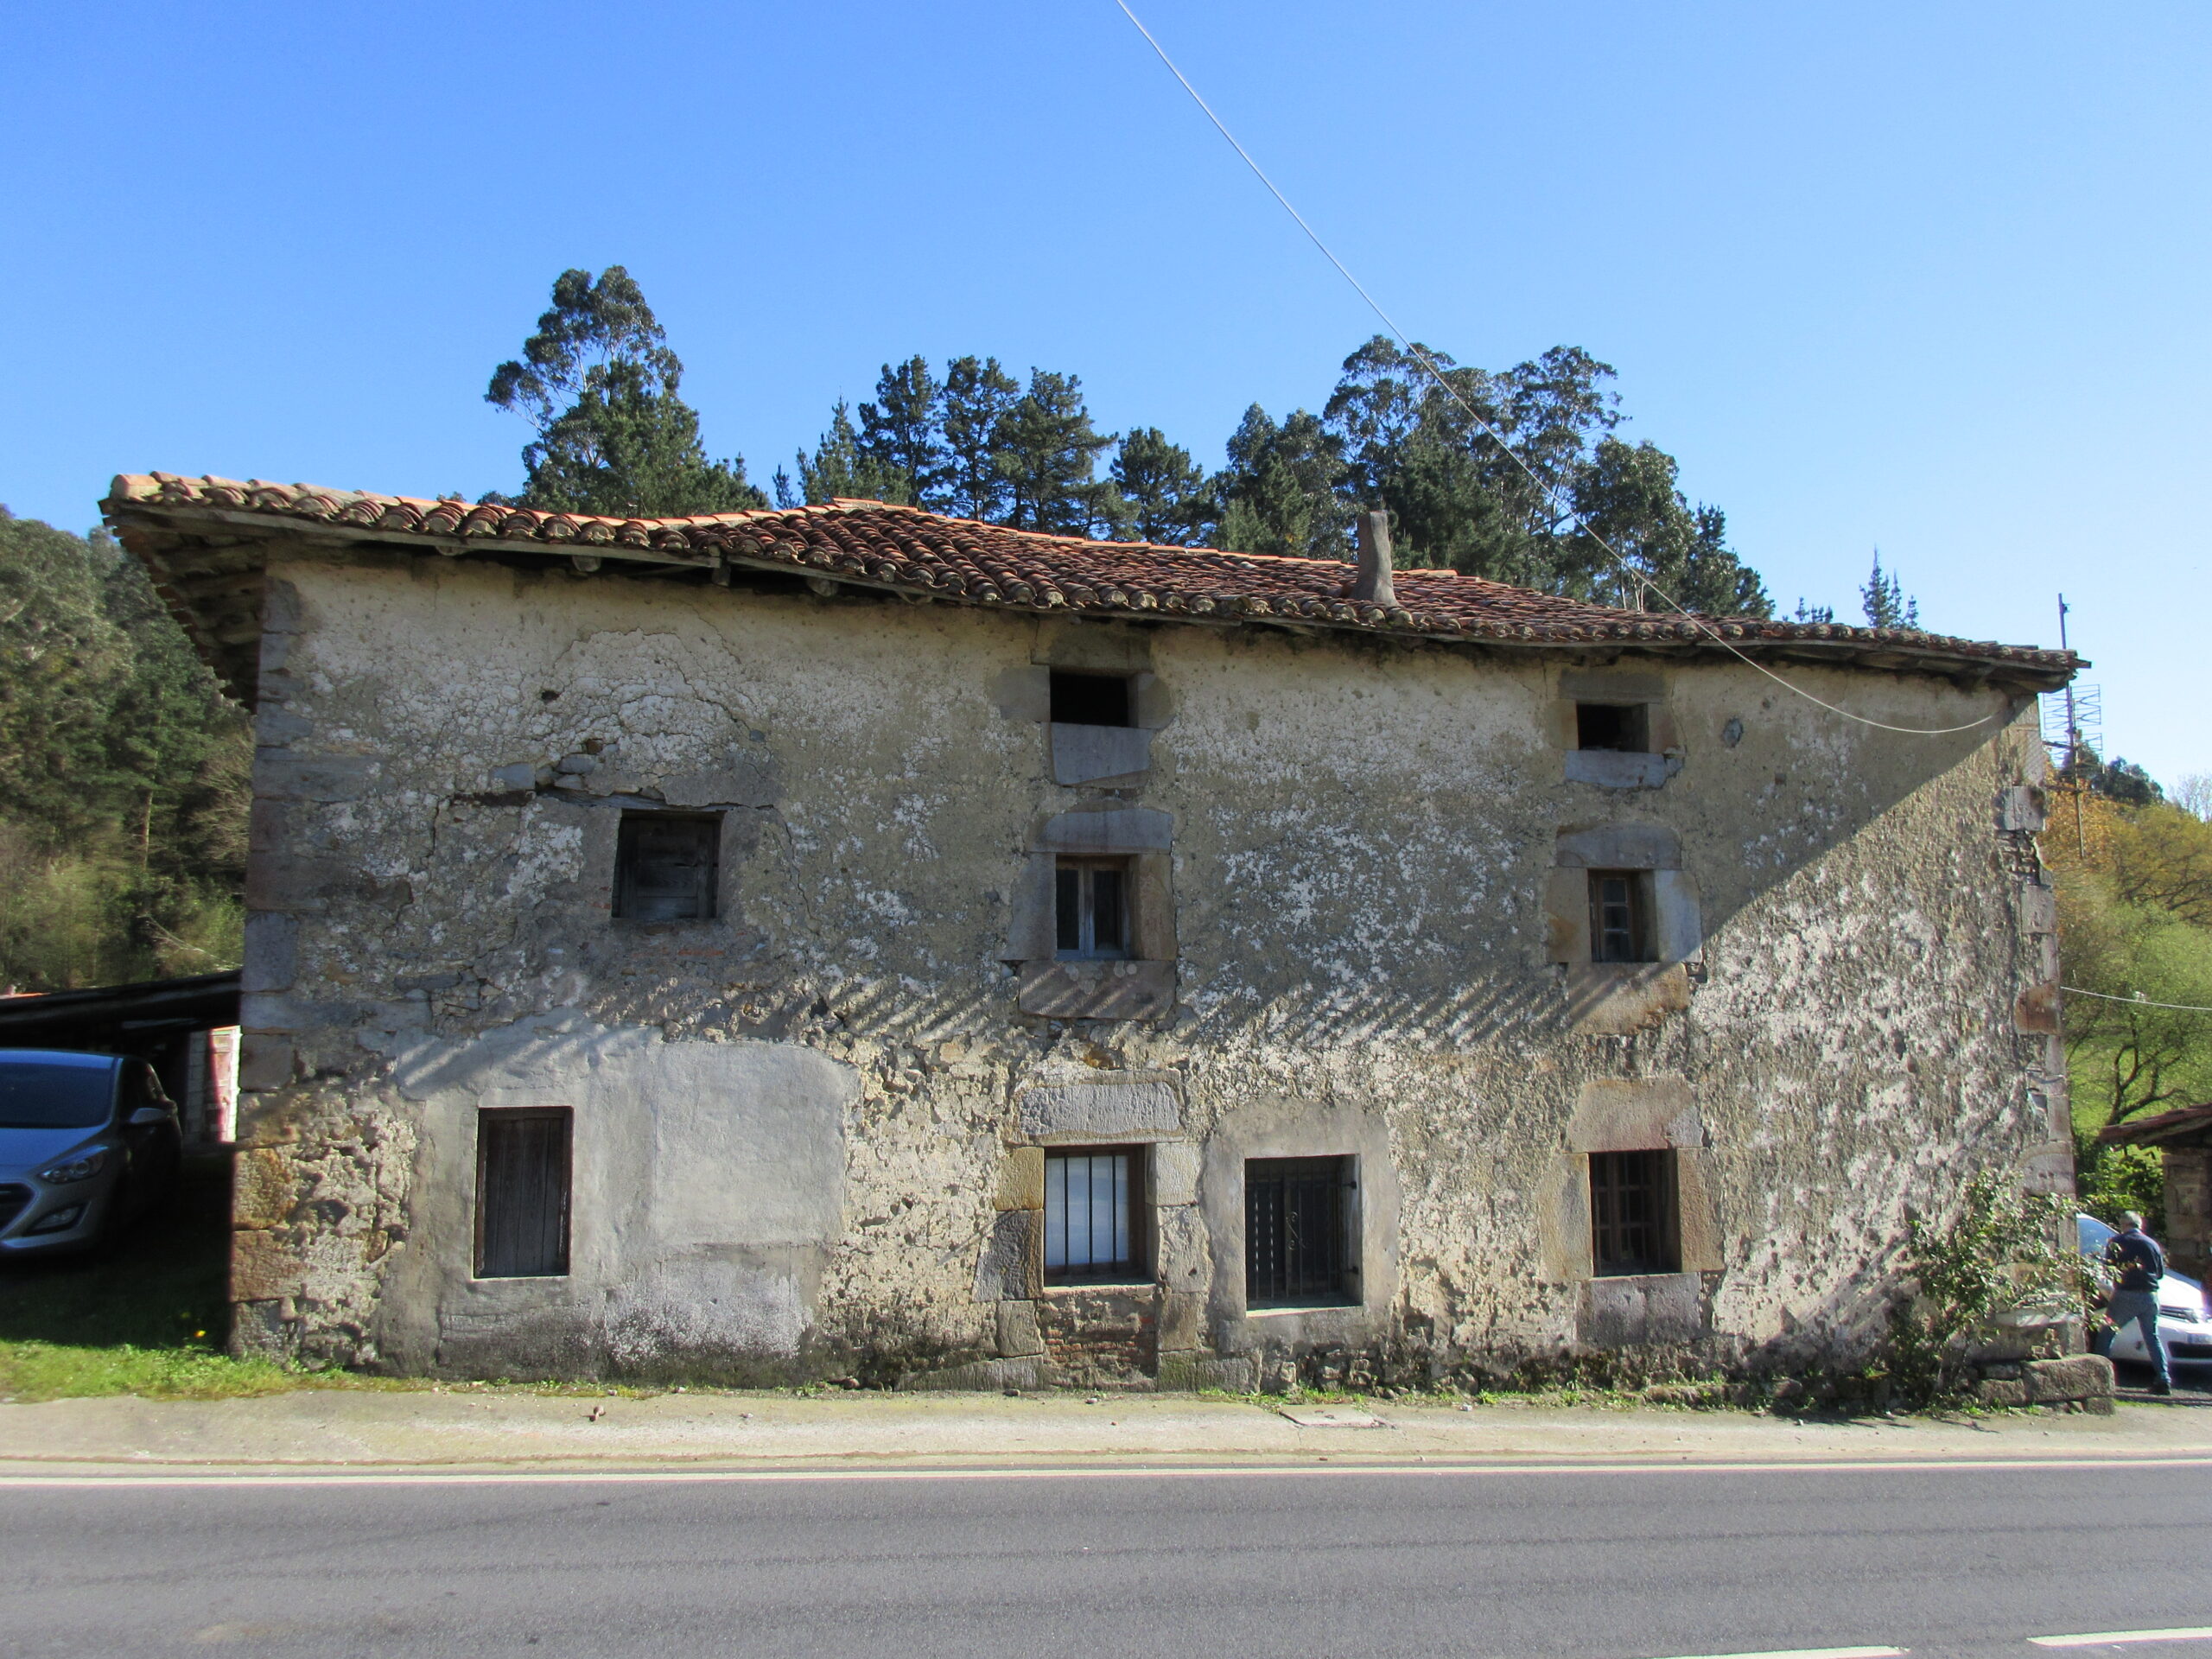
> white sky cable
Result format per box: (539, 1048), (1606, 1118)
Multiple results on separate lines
(2062, 985), (2212, 1014)
(1109, 0), (2026, 738)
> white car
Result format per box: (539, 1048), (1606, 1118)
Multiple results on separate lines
(2079, 1213), (2212, 1372)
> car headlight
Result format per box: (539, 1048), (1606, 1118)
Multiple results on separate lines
(38, 1149), (108, 1184)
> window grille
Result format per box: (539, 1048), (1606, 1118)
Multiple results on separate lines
(1045, 1149), (1139, 1282)
(1245, 1156), (1354, 1306)
(475, 1108), (572, 1278)
(1589, 1148), (1679, 1277)
(1588, 869), (1653, 963)
(1055, 858), (1130, 959)
(613, 812), (720, 922)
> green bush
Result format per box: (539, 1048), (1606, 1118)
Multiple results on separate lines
(1885, 1174), (2095, 1408)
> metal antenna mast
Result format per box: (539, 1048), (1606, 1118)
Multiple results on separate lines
(2057, 595), (2085, 855)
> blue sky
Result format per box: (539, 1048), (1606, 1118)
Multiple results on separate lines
(4, 2), (2205, 786)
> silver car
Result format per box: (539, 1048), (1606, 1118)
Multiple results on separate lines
(2078, 1211), (2212, 1374)
(0, 1050), (182, 1254)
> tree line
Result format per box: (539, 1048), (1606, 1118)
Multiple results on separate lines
(0, 511), (249, 990)
(0, 264), (1970, 991)
(2050, 760), (2212, 1230)
(488, 267), (1777, 618)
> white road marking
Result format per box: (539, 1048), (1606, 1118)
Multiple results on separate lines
(0, 1453), (2207, 1489)
(2030, 1630), (2212, 1649)
(1643, 1648), (1905, 1659)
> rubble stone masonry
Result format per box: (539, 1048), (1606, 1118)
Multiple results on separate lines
(225, 543), (2069, 1386)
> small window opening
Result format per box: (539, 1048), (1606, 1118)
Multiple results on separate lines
(1588, 869), (1655, 963)
(1056, 857), (1131, 959)
(475, 1108), (572, 1278)
(1050, 671), (1133, 728)
(1245, 1155), (1356, 1306)
(1576, 702), (1649, 753)
(1589, 1148), (1679, 1277)
(613, 811), (720, 922)
(1045, 1147), (1146, 1283)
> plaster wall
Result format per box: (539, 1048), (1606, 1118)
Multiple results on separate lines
(232, 549), (2065, 1383)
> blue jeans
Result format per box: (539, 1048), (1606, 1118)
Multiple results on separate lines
(2109, 1290), (2171, 1389)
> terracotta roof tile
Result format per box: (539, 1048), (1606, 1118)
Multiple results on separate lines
(103, 473), (2079, 678)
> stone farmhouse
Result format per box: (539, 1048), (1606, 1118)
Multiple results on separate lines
(106, 472), (2081, 1389)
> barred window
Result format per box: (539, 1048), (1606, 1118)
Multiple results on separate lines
(1245, 1156), (1356, 1306)
(1588, 869), (1654, 963)
(1589, 1148), (1679, 1278)
(1045, 1148), (1142, 1283)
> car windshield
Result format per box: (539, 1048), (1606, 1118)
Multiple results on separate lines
(0, 1061), (115, 1129)
(2077, 1213), (2117, 1254)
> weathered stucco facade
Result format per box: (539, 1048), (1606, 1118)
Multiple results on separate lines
(111, 476), (2080, 1389)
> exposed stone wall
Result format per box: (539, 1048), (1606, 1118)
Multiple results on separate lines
(232, 546), (2065, 1384)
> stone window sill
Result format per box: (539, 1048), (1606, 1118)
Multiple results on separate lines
(1017, 958), (1174, 1020)
(1043, 1280), (1155, 1295)
(1564, 750), (1680, 790)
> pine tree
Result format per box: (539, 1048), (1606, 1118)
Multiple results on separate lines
(993, 370), (1124, 536)
(792, 400), (907, 505)
(1216, 406), (1348, 559)
(1111, 429), (1214, 544)
(939, 356), (1021, 522)
(856, 355), (943, 508)
(1859, 552), (1920, 628)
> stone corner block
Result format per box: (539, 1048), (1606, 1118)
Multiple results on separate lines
(233, 1147), (295, 1229)
(230, 1230), (310, 1302)
(2023, 1354), (2114, 1403)
(973, 1210), (1039, 1301)
(995, 1300), (1046, 1358)
(995, 1147), (1045, 1211)
(1157, 1353), (1255, 1394)
(237, 1036), (297, 1094)
(896, 1356), (1044, 1393)
(1151, 1140), (1202, 1206)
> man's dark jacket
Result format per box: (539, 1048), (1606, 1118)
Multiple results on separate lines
(2109, 1228), (2167, 1294)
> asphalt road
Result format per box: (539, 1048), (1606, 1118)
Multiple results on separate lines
(3, 1459), (2209, 1659)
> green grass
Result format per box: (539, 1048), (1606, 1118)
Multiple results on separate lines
(0, 1152), (346, 1402)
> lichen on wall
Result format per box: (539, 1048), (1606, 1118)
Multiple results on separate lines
(232, 547), (2064, 1385)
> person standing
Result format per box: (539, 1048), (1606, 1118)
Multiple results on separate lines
(2107, 1211), (2173, 1396)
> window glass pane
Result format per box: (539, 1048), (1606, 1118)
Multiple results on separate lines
(1045, 1150), (1132, 1278)
(1592, 871), (1643, 963)
(1113, 1155), (1129, 1264)
(1055, 867), (1082, 953)
(1089, 1156), (1117, 1264)
(1090, 868), (1126, 953)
